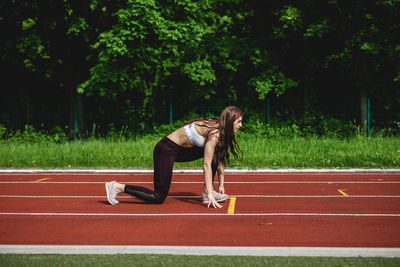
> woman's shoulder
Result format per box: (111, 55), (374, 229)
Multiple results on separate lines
(197, 119), (218, 130)
(206, 128), (220, 142)
(197, 118), (219, 127)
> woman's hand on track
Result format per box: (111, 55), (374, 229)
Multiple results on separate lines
(207, 193), (222, 208)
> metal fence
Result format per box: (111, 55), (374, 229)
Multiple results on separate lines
(160, 96), (399, 136)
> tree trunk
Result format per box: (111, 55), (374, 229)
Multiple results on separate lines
(360, 89), (368, 135)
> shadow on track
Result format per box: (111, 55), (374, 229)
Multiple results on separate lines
(99, 192), (204, 206)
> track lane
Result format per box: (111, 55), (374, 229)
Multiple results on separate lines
(1, 172), (399, 248)
(1, 182), (399, 196)
(1, 196), (400, 214)
(233, 197), (400, 214)
(1, 215), (399, 247)
(1, 172), (400, 182)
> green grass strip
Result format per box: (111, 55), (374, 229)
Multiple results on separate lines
(0, 134), (399, 169)
(1, 254), (399, 267)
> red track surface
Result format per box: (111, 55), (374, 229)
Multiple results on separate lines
(0, 172), (400, 247)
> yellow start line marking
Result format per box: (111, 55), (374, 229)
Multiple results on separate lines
(34, 178), (51, 182)
(228, 197), (236, 214)
(338, 189), (349, 196)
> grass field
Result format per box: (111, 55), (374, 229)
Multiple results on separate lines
(1, 254), (400, 267)
(0, 133), (399, 169)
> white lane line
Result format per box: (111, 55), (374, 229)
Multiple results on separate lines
(0, 212), (399, 217)
(233, 195), (400, 198)
(1, 168), (400, 173)
(1, 181), (400, 184)
(1, 195), (400, 199)
(1, 245), (399, 257)
(0, 195), (197, 199)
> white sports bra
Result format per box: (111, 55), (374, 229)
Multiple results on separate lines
(184, 123), (206, 147)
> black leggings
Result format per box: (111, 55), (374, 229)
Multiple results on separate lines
(124, 137), (217, 203)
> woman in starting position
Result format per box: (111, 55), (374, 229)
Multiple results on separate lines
(105, 106), (243, 208)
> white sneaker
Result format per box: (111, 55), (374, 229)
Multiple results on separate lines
(105, 181), (121, 205)
(202, 190), (229, 203)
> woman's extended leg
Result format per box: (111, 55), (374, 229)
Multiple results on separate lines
(108, 137), (180, 204)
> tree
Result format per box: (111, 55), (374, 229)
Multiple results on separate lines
(325, 0), (400, 131)
(1, 0), (123, 135)
(78, 0), (221, 124)
(1, 0), (399, 134)
(246, 0), (400, 131)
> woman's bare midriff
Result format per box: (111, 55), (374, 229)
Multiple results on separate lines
(167, 127), (195, 148)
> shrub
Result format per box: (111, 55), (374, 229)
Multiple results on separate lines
(1, 125), (69, 143)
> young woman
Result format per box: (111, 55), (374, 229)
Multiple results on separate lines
(105, 106), (243, 208)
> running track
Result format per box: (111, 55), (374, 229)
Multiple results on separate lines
(0, 170), (400, 256)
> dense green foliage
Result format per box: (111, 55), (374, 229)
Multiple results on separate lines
(1, 0), (399, 135)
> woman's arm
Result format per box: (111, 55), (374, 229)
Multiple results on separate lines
(217, 162), (225, 194)
(203, 135), (222, 208)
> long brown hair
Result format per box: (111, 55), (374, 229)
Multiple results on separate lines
(184, 106), (243, 165)
(215, 106), (243, 165)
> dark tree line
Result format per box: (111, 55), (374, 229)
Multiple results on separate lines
(1, 0), (399, 136)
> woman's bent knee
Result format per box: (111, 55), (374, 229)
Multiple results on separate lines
(153, 192), (168, 204)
